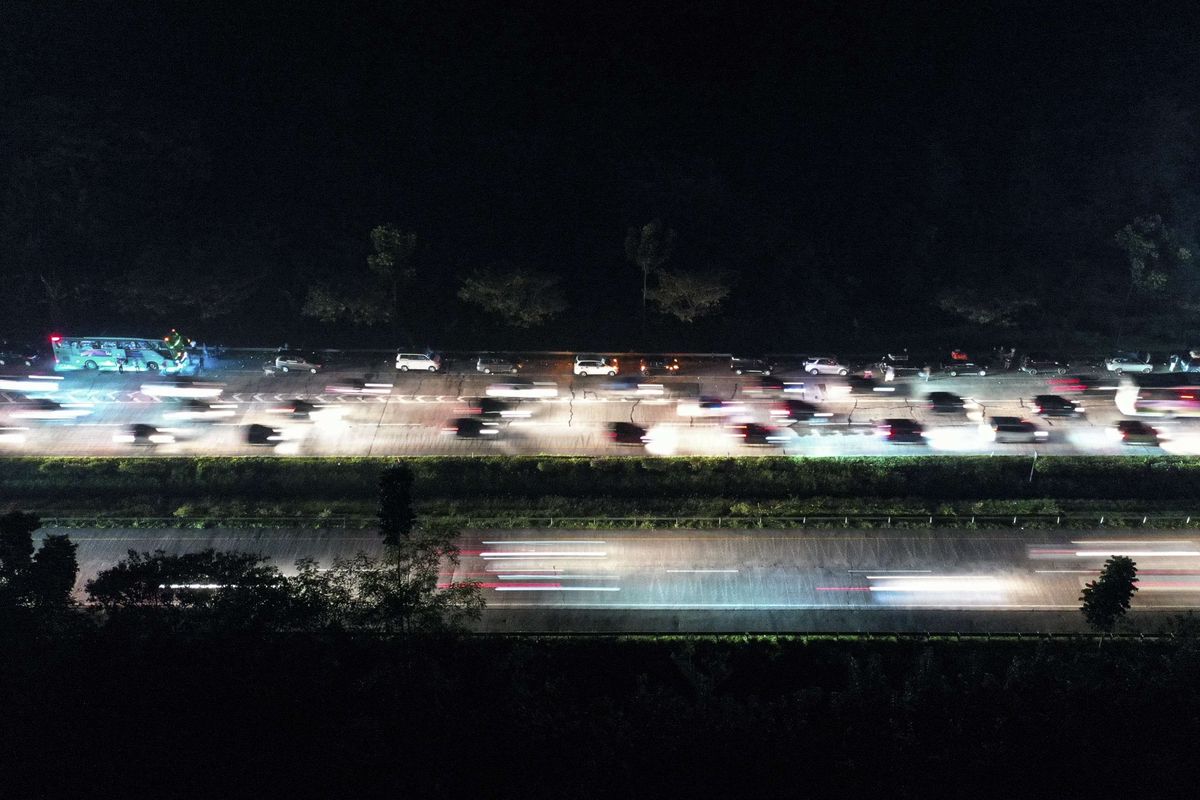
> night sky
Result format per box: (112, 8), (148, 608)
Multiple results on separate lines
(3, 1), (1199, 351)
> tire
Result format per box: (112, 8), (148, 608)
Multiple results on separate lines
(1027, 368), (1037, 375)
(484, 368), (492, 374)
(580, 370), (589, 377)
(1057, 368), (1067, 375)
(399, 365), (408, 372)
(1115, 368), (1123, 375)
(808, 369), (819, 375)
(310, 368), (317, 374)
(949, 370), (958, 377)
(735, 369), (744, 375)
(281, 366), (290, 373)
(83, 360), (98, 370)
(838, 369), (848, 376)
(146, 362), (159, 372)
(979, 370), (988, 377)
(428, 366), (436, 372)
(607, 370), (616, 376)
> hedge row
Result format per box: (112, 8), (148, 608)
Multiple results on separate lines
(3, 456), (1200, 502)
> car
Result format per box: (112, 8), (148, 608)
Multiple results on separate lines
(640, 357), (681, 376)
(1048, 374), (1109, 394)
(607, 421), (649, 445)
(162, 398), (236, 422)
(927, 391), (967, 414)
(114, 423), (175, 445)
(1113, 419), (1161, 446)
(443, 416), (499, 438)
(573, 358), (617, 376)
(1104, 355), (1153, 374)
(730, 356), (773, 376)
(747, 375), (785, 394)
(395, 352), (440, 372)
(0, 341), (40, 367)
(677, 396), (747, 418)
(1031, 394), (1083, 417)
(140, 378), (224, 399)
(874, 418), (925, 443)
(598, 377), (664, 397)
(325, 378), (391, 395)
(803, 357), (849, 376)
(940, 361), (990, 377)
(245, 423), (283, 446)
(981, 416), (1048, 443)
(847, 375), (898, 395)
(1018, 355), (1067, 375)
(485, 380), (559, 398)
(729, 422), (789, 446)
(270, 398), (317, 419)
(0, 375), (62, 394)
(9, 397), (92, 421)
(275, 351), (322, 373)
(476, 356), (519, 374)
(770, 398), (827, 424)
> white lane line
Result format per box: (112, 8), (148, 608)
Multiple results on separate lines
(665, 569), (740, 573)
(482, 540), (606, 545)
(494, 586), (621, 592)
(481, 551), (607, 559)
(498, 574), (615, 580)
(847, 569), (932, 574)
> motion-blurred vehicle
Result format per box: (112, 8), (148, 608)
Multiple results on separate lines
(0, 426), (28, 445)
(729, 422), (790, 446)
(730, 356), (773, 376)
(270, 398), (317, 419)
(847, 375), (897, 395)
(639, 357), (681, 376)
(1018, 355), (1067, 375)
(1031, 394), (1083, 417)
(245, 423), (284, 446)
(325, 378), (391, 395)
(607, 421), (649, 445)
(275, 351), (322, 373)
(598, 377), (664, 397)
(114, 423), (175, 445)
(0, 341), (40, 367)
(462, 397), (529, 418)
(677, 396), (746, 418)
(1048, 374), (1112, 395)
(1104, 355), (1153, 374)
(875, 418), (925, 443)
(140, 378), (223, 399)
(0, 375), (62, 394)
(394, 352), (440, 372)
(162, 399), (236, 422)
(485, 379), (558, 398)
(443, 417), (499, 438)
(573, 358), (617, 376)
(476, 356), (519, 374)
(804, 357), (849, 376)
(980, 416), (1048, 444)
(940, 361), (990, 377)
(770, 398), (827, 424)
(1112, 419), (1161, 446)
(927, 391), (967, 414)
(9, 398), (92, 421)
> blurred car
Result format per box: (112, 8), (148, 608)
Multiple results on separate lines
(9, 397), (92, 421)
(1018, 355), (1067, 375)
(770, 398), (827, 424)
(640, 357), (681, 376)
(275, 351), (323, 373)
(476, 356), (519, 374)
(803, 357), (849, 376)
(607, 421), (649, 445)
(443, 416), (500, 438)
(677, 396), (746, 418)
(1032, 394), (1084, 417)
(270, 398), (317, 419)
(874, 418), (925, 443)
(940, 361), (990, 377)
(462, 397), (529, 418)
(395, 352), (440, 372)
(847, 375), (897, 395)
(729, 422), (790, 446)
(114, 423), (175, 445)
(141, 378), (223, 399)
(245, 423), (284, 446)
(1112, 419), (1161, 446)
(485, 379), (558, 398)
(1104, 355), (1153, 374)
(927, 391), (967, 414)
(599, 377), (664, 397)
(730, 356), (773, 376)
(0, 426), (28, 445)
(0, 375), (62, 394)
(0, 341), (40, 367)
(325, 378), (391, 395)
(162, 399), (236, 422)
(573, 358), (617, 376)
(1048, 374), (1108, 394)
(980, 416), (1048, 444)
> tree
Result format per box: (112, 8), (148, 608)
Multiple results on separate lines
(85, 548), (283, 610)
(1115, 215), (1193, 295)
(0, 510), (39, 604)
(368, 224), (419, 327)
(936, 288), (1037, 327)
(379, 464), (418, 546)
(457, 267), (567, 327)
(27, 534), (78, 607)
(301, 285), (392, 326)
(648, 269), (730, 323)
(0, 512), (77, 608)
(1080, 555), (1139, 632)
(625, 219), (677, 322)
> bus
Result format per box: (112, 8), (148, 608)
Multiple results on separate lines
(1115, 373), (1200, 417)
(50, 335), (189, 374)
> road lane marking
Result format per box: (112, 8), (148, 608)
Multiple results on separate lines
(665, 569), (739, 573)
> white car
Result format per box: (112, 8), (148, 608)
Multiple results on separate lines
(485, 380), (559, 399)
(804, 357), (849, 376)
(573, 358), (617, 376)
(140, 379), (224, 399)
(1104, 356), (1153, 374)
(395, 352), (440, 372)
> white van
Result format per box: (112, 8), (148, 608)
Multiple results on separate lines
(395, 352), (441, 372)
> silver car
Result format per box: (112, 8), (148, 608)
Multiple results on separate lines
(804, 357), (849, 376)
(476, 356), (519, 374)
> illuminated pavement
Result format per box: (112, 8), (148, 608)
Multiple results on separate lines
(52, 526), (1200, 632)
(3, 360), (1195, 456)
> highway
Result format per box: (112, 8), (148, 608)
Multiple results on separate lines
(52, 526), (1200, 632)
(3, 354), (1197, 456)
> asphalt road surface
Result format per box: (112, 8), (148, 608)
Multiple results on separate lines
(3, 355), (1197, 456)
(52, 526), (1200, 632)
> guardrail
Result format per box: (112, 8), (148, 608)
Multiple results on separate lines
(39, 513), (1200, 529)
